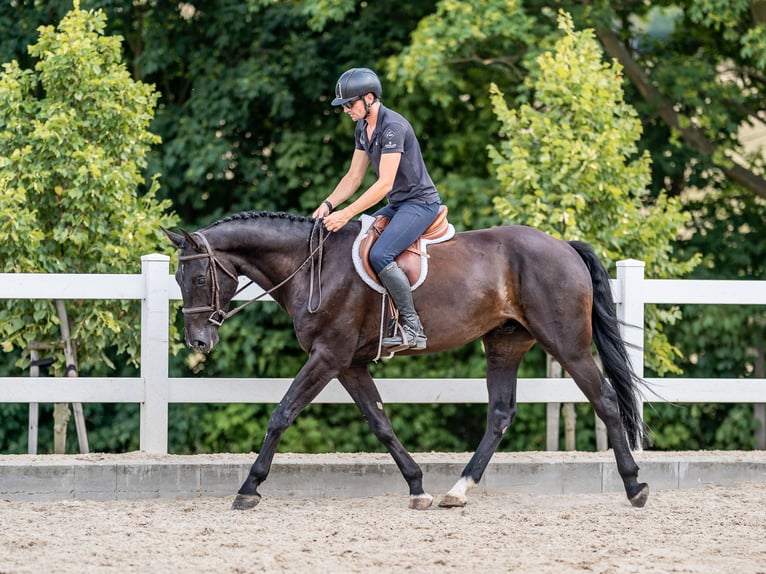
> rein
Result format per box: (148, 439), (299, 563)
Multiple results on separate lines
(178, 220), (329, 326)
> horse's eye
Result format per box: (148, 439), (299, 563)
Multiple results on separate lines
(195, 275), (206, 286)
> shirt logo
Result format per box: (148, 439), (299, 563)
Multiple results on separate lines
(384, 128), (396, 139)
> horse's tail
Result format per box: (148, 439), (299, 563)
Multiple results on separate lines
(568, 240), (647, 449)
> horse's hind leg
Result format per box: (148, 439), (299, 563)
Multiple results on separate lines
(440, 327), (535, 508)
(555, 353), (648, 507)
(546, 340), (649, 507)
(338, 364), (433, 510)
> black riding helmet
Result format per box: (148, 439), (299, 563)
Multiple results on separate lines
(331, 68), (382, 107)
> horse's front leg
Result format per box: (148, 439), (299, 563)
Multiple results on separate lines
(231, 353), (337, 510)
(338, 365), (433, 510)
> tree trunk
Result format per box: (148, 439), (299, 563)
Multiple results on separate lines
(563, 402), (576, 451)
(52, 403), (70, 454)
(54, 300), (89, 454)
(548, 357), (577, 451)
(546, 402), (560, 451)
(755, 340), (765, 449)
(752, 1), (766, 23)
(28, 349), (40, 455)
(546, 355), (577, 450)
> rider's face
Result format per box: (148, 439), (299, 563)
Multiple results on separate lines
(343, 96), (366, 120)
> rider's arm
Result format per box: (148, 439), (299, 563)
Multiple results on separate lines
(313, 149), (370, 218)
(323, 152), (401, 232)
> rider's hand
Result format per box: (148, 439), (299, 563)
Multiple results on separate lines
(323, 208), (352, 232)
(312, 203), (331, 219)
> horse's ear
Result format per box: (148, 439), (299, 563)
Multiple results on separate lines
(161, 227), (184, 249)
(181, 229), (201, 251)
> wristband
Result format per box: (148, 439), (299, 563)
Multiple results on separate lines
(323, 199), (334, 212)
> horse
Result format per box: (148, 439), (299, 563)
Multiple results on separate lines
(163, 210), (650, 511)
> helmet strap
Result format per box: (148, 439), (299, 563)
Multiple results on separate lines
(363, 96), (378, 120)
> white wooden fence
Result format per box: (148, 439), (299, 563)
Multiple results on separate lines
(1, 255), (765, 454)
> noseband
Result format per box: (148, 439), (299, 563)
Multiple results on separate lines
(177, 222), (330, 327)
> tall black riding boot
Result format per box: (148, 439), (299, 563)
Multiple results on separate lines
(378, 262), (427, 351)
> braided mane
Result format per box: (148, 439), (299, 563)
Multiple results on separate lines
(205, 210), (314, 230)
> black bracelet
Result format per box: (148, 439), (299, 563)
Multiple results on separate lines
(323, 199), (334, 212)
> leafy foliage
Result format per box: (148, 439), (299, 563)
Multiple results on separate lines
(488, 12), (699, 376)
(1, 1), (763, 454)
(645, 184), (766, 450)
(0, 3), (176, 373)
(391, 0), (538, 107)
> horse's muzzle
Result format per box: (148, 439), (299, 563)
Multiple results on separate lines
(185, 327), (219, 354)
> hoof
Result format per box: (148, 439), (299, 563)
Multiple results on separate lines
(231, 493), (261, 511)
(438, 494), (467, 508)
(629, 483), (650, 508)
(408, 493), (434, 510)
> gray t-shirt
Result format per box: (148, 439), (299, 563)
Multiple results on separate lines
(354, 105), (440, 205)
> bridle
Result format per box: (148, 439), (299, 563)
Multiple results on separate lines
(177, 232), (240, 326)
(177, 221), (329, 327)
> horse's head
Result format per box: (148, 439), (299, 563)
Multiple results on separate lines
(163, 227), (240, 354)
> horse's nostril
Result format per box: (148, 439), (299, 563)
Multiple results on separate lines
(185, 328), (217, 354)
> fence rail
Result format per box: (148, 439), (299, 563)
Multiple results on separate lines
(1, 255), (765, 453)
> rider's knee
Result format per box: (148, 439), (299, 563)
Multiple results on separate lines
(369, 245), (393, 274)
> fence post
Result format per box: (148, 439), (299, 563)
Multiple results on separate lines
(616, 259), (645, 449)
(615, 259), (645, 378)
(140, 254), (170, 454)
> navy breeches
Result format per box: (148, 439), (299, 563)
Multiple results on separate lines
(369, 201), (441, 274)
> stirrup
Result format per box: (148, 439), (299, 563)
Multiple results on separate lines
(383, 323), (427, 351)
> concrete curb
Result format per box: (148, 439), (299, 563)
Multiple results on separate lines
(1, 451), (765, 502)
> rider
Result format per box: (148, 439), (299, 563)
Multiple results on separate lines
(313, 67), (441, 351)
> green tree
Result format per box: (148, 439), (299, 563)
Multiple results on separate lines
(489, 12), (699, 375)
(2, 1), (762, 453)
(0, 3), (176, 373)
(592, 1), (766, 200)
(645, 184), (766, 450)
(390, 1), (764, 450)
(390, 0), (766, 201)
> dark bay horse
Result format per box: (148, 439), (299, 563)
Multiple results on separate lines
(164, 211), (649, 510)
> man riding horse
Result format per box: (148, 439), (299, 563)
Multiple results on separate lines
(165, 68), (650, 511)
(313, 68), (441, 352)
